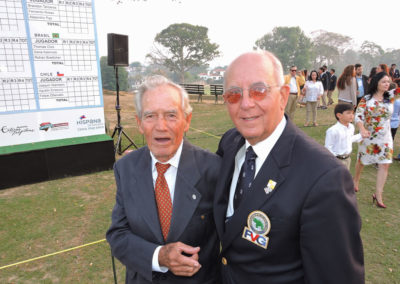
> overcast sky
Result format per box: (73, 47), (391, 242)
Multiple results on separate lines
(94, 0), (399, 68)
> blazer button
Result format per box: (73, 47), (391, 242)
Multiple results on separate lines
(222, 257), (227, 265)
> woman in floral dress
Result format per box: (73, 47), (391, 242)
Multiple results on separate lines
(353, 72), (394, 208)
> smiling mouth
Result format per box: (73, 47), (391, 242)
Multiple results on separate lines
(241, 116), (259, 121)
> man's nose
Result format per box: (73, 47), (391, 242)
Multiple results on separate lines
(240, 90), (256, 108)
(155, 116), (168, 129)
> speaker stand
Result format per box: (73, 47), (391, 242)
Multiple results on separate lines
(111, 66), (138, 155)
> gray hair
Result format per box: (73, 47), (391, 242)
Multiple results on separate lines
(135, 75), (193, 118)
(224, 50), (284, 89)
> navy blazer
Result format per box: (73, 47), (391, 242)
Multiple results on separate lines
(213, 119), (364, 284)
(328, 74), (337, 91)
(390, 68), (400, 79)
(107, 140), (221, 284)
(321, 71), (331, 90)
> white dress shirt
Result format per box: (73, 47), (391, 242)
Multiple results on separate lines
(325, 122), (362, 156)
(149, 142), (183, 273)
(289, 76), (298, 93)
(226, 117), (287, 218)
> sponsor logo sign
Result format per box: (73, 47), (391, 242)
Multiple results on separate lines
(76, 114), (104, 132)
(1, 125), (34, 136)
(39, 122), (69, 131)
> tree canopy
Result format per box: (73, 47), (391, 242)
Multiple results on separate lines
(253, 26), (399, 75)
(254, 26), (313, 71)
(310, 30), (352, 68)
(147, 23), (220, 83)
(100, 56), (129, 91)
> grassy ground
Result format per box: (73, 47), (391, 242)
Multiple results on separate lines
(0, 91), (399, 283)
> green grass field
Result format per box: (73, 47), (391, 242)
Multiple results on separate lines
(1, 93), (399, 283)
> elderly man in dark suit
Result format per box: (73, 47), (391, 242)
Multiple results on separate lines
(213, 51), (364, 283)
(107, 75), (220, 284)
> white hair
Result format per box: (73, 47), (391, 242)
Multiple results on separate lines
(135, 75), (193, 118)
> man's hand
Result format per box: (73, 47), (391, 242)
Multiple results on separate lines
(158, 242), (201, 277)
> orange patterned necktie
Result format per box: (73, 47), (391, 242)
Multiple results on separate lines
(155, 162), (172, 241)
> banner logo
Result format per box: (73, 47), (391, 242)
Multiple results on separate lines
(39, 122), (69, 131)
(1, 125), (34, 136)
(76, 114), (104, 132)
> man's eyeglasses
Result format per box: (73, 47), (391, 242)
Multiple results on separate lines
(291, 69), (297, 72)
(223, 82), (278, 104)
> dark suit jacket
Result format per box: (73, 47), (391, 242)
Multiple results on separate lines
(107, 140), (221, 284)
(357, 75), (369, 94)
(356, 75), (369, 105)
(328, 74), (337, 91)
(321, 71), (331, 90)
(213, 119), (364, 284)
(390, 68), (400, 79)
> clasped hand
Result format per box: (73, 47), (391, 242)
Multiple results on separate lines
(159, 242), (201, 277)
(361, 130), (370, 138)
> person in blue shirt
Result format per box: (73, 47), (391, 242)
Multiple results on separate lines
(391, 84), (400, 160)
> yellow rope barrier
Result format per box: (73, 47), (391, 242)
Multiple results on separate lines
(0, 239), (106, 270)
(189, 127), (221, 139)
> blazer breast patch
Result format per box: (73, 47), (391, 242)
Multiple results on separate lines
(242, 210), (271, 249)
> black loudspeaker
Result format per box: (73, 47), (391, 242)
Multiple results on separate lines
(107, 33), (129, 66)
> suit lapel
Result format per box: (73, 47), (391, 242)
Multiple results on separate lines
(222, 120), (296, 251)
(214, 134), (244, 239)
(167, 141), (201, 242)
(128, 148), (164, 243)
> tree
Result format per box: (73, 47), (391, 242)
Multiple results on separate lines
(147, 23), (220, 83)
(311, 30), (352, 68)
(129, 61), (142, 68)
(359, 41), (384, 70)
(336, 49), (359, 73)
(380, 49), (400, 67)
(100, 56), (129, 91)
(254, 26), (313, 71)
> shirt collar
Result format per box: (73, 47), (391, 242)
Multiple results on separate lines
(150, 141), (183, 171)
(336, 121), (351, 129)
(244, 116), (287, 162)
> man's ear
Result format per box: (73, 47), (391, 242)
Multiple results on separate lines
(279, 85), (290, 109)
(135, 115), (144, 134)
(184, 113), (192, 132)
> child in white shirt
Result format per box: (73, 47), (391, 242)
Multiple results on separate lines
(325, 104), (368, 169)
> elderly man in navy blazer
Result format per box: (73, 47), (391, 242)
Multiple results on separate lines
(213, 51), (364, 283)
(107, 75), (220, 283)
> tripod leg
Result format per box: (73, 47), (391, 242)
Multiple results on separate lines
(122, 130), (138, 147)
(112, 125), (138, 155)
(111, 253), (118, 284)
(117, 128), (124, 155)
(111, 126), (118, 138)
(121, 130), (138, 152)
